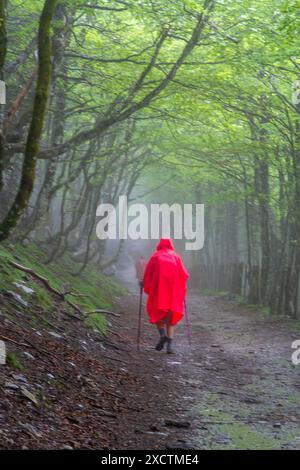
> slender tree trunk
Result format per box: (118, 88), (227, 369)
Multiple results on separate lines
(19, 4), (69, 237)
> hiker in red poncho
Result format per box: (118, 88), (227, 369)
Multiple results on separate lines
(143, 238), (189, 354)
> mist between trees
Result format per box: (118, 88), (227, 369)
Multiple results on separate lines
(0, 0), (300, 317)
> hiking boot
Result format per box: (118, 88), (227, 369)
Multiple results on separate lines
(166, 340), (175, 354)
(155, 336), (168, 351)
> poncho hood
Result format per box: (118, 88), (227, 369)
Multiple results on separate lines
(156, 238), (174, 251)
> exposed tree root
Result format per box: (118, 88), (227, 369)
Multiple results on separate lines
(0, 334), (30, 348)
(84, 309), (120, 317)
(9, 260), (83, 315)
(9, 260), (118, 319)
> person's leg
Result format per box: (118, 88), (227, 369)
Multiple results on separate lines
(166, 312), (175, 354)
(155, 319), (168, 351)
(166, 324), (174, 338)
(157, 320), (166, 337)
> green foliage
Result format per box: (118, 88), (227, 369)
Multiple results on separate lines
(6, 352), (24, 370)
(29, 282), (54, 312)
(85, 313), (106, 335)
(2, 0), (300, 316)
(0, 242), (125, 335)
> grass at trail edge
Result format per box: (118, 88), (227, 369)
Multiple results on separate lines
(0, 242), (127, 336)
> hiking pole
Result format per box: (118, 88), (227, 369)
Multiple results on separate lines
(184, 299), (192, 346)
(137, 283), (143, 351)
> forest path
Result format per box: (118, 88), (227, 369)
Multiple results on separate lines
(1, 271), (300, 449)
(114, 288), (300, 450)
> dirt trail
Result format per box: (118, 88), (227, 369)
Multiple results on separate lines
(112, 288), (300, 450)
(1, 276), (300, 449)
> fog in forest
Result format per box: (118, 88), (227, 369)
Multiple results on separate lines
(1, 1), (299, 318)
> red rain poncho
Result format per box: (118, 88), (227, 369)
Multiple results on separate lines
(143, 238), (189, 326)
